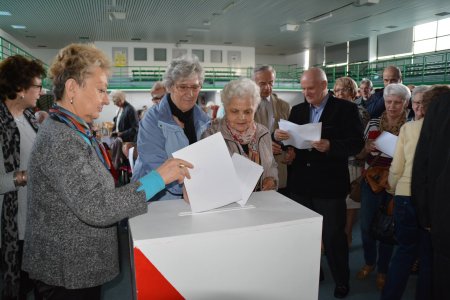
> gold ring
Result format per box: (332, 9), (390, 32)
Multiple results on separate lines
(179, 163), (185, 168)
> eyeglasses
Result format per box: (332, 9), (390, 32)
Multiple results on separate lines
(412, 101), (423, 106)
(31, 84), (42, 92)
(152, 95), (164, 101)
(175, 84), (202, 93)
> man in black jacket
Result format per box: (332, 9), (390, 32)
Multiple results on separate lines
(412, 89), (450, 299)
(111, 90), (139, 143)
(286, 68), (364, 298)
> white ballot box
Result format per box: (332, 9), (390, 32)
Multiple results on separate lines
(129, 191), (323, 300)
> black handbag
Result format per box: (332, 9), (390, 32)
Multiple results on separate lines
(370, 197), (397, 245)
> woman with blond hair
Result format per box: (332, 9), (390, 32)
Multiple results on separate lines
(22, 44), (192, 300)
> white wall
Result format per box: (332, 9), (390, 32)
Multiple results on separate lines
(31, 48), (59, 65)
(309, 46), (325, 67)
(94, 41), (255, 70)
(255, 54), (287, 66)
(0, 30), (59, 65)
(0, 29), (31, 53)
(285, 52), (306, 67)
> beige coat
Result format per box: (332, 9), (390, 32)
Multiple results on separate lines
(388, 119), (423, 196)
(254, 93), (290, 188)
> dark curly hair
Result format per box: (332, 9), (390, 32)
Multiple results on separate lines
(422, 85), (450, 114)
(0, 55), (46, 101)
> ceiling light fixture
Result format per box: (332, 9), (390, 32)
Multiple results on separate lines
(0, 11), (11, 16)
(187, 28), (210, 32)
(280, 24), (300, 32)
(11, 25), (26, 29)
(306, 12), (333, 23)
(353, 0), (380, 6)
(109, 11), (126, 20)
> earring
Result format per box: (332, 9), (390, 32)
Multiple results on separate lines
(70, 98), (73, 104)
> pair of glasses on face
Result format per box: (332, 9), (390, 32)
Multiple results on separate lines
(175, 84), (202, 92)
(412, 101), (423, 106)
(31, 84), (42, 92)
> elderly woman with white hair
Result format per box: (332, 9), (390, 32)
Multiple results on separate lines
(202, 78), (278, 191)
(132, 56), (210, 200)
(358, 83), (410, 290)
(409, 85), (430, 121)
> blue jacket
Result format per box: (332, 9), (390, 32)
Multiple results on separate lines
(365, 89), (385, 119)
(132, 94), (210, 200)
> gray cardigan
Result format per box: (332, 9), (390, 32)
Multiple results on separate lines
(23, 118), (148, 289)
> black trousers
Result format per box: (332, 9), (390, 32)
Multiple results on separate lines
(34, 280), (101, 300)
(290, 193), (350, 286)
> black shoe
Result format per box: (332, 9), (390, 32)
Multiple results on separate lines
(334, 284), (349, 298)
(319, 268), (324, 282)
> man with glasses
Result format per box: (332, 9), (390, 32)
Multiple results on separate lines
(150, 81), (166, 105)
(253, 65), (291, 195)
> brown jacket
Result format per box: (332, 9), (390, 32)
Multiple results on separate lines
(254, 93), (290, 188)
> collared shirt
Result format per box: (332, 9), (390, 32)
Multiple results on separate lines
(115, 108), (123, 132)
(260, 96), (275, 132)
(309, 94), (329, 123)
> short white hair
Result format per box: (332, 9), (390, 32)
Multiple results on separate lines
(383, 83), (411, 101)
(221, 78), (261, 110)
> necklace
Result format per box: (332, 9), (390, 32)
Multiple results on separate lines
(14, 114), (25, 124)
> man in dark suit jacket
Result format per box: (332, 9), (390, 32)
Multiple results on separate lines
(111, 90), (139, 143)
(282, 68), (364, 298)
(365, 65), (402, 118)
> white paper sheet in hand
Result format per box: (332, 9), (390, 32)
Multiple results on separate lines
(231, 153), (263, 207)
(374, 131), (398, 158)
(172, 132), (241, 213)
(278, 119), (322, 149)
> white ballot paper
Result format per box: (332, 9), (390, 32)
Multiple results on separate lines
(172, 132), (242, 213)
(374, 131), (398, 158)
(231, 153), (264, 207)
(278, 119), (322, 149)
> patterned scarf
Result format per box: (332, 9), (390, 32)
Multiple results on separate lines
(49, 104), (112, 171)
(226, 120), (260, 165)
(379, 110), (407, 136)
(0, 102), (38, 298)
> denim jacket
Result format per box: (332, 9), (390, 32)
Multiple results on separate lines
(132, 94), (210, 200)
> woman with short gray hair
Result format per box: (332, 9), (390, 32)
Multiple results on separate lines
(358, 82), (410, 290)
(202, 78), (278, 191)
(410, 85), (429, 121)
(383, 83), (411, 103)
(132, 55), (210, 200)
(163, 56), (205, 89)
